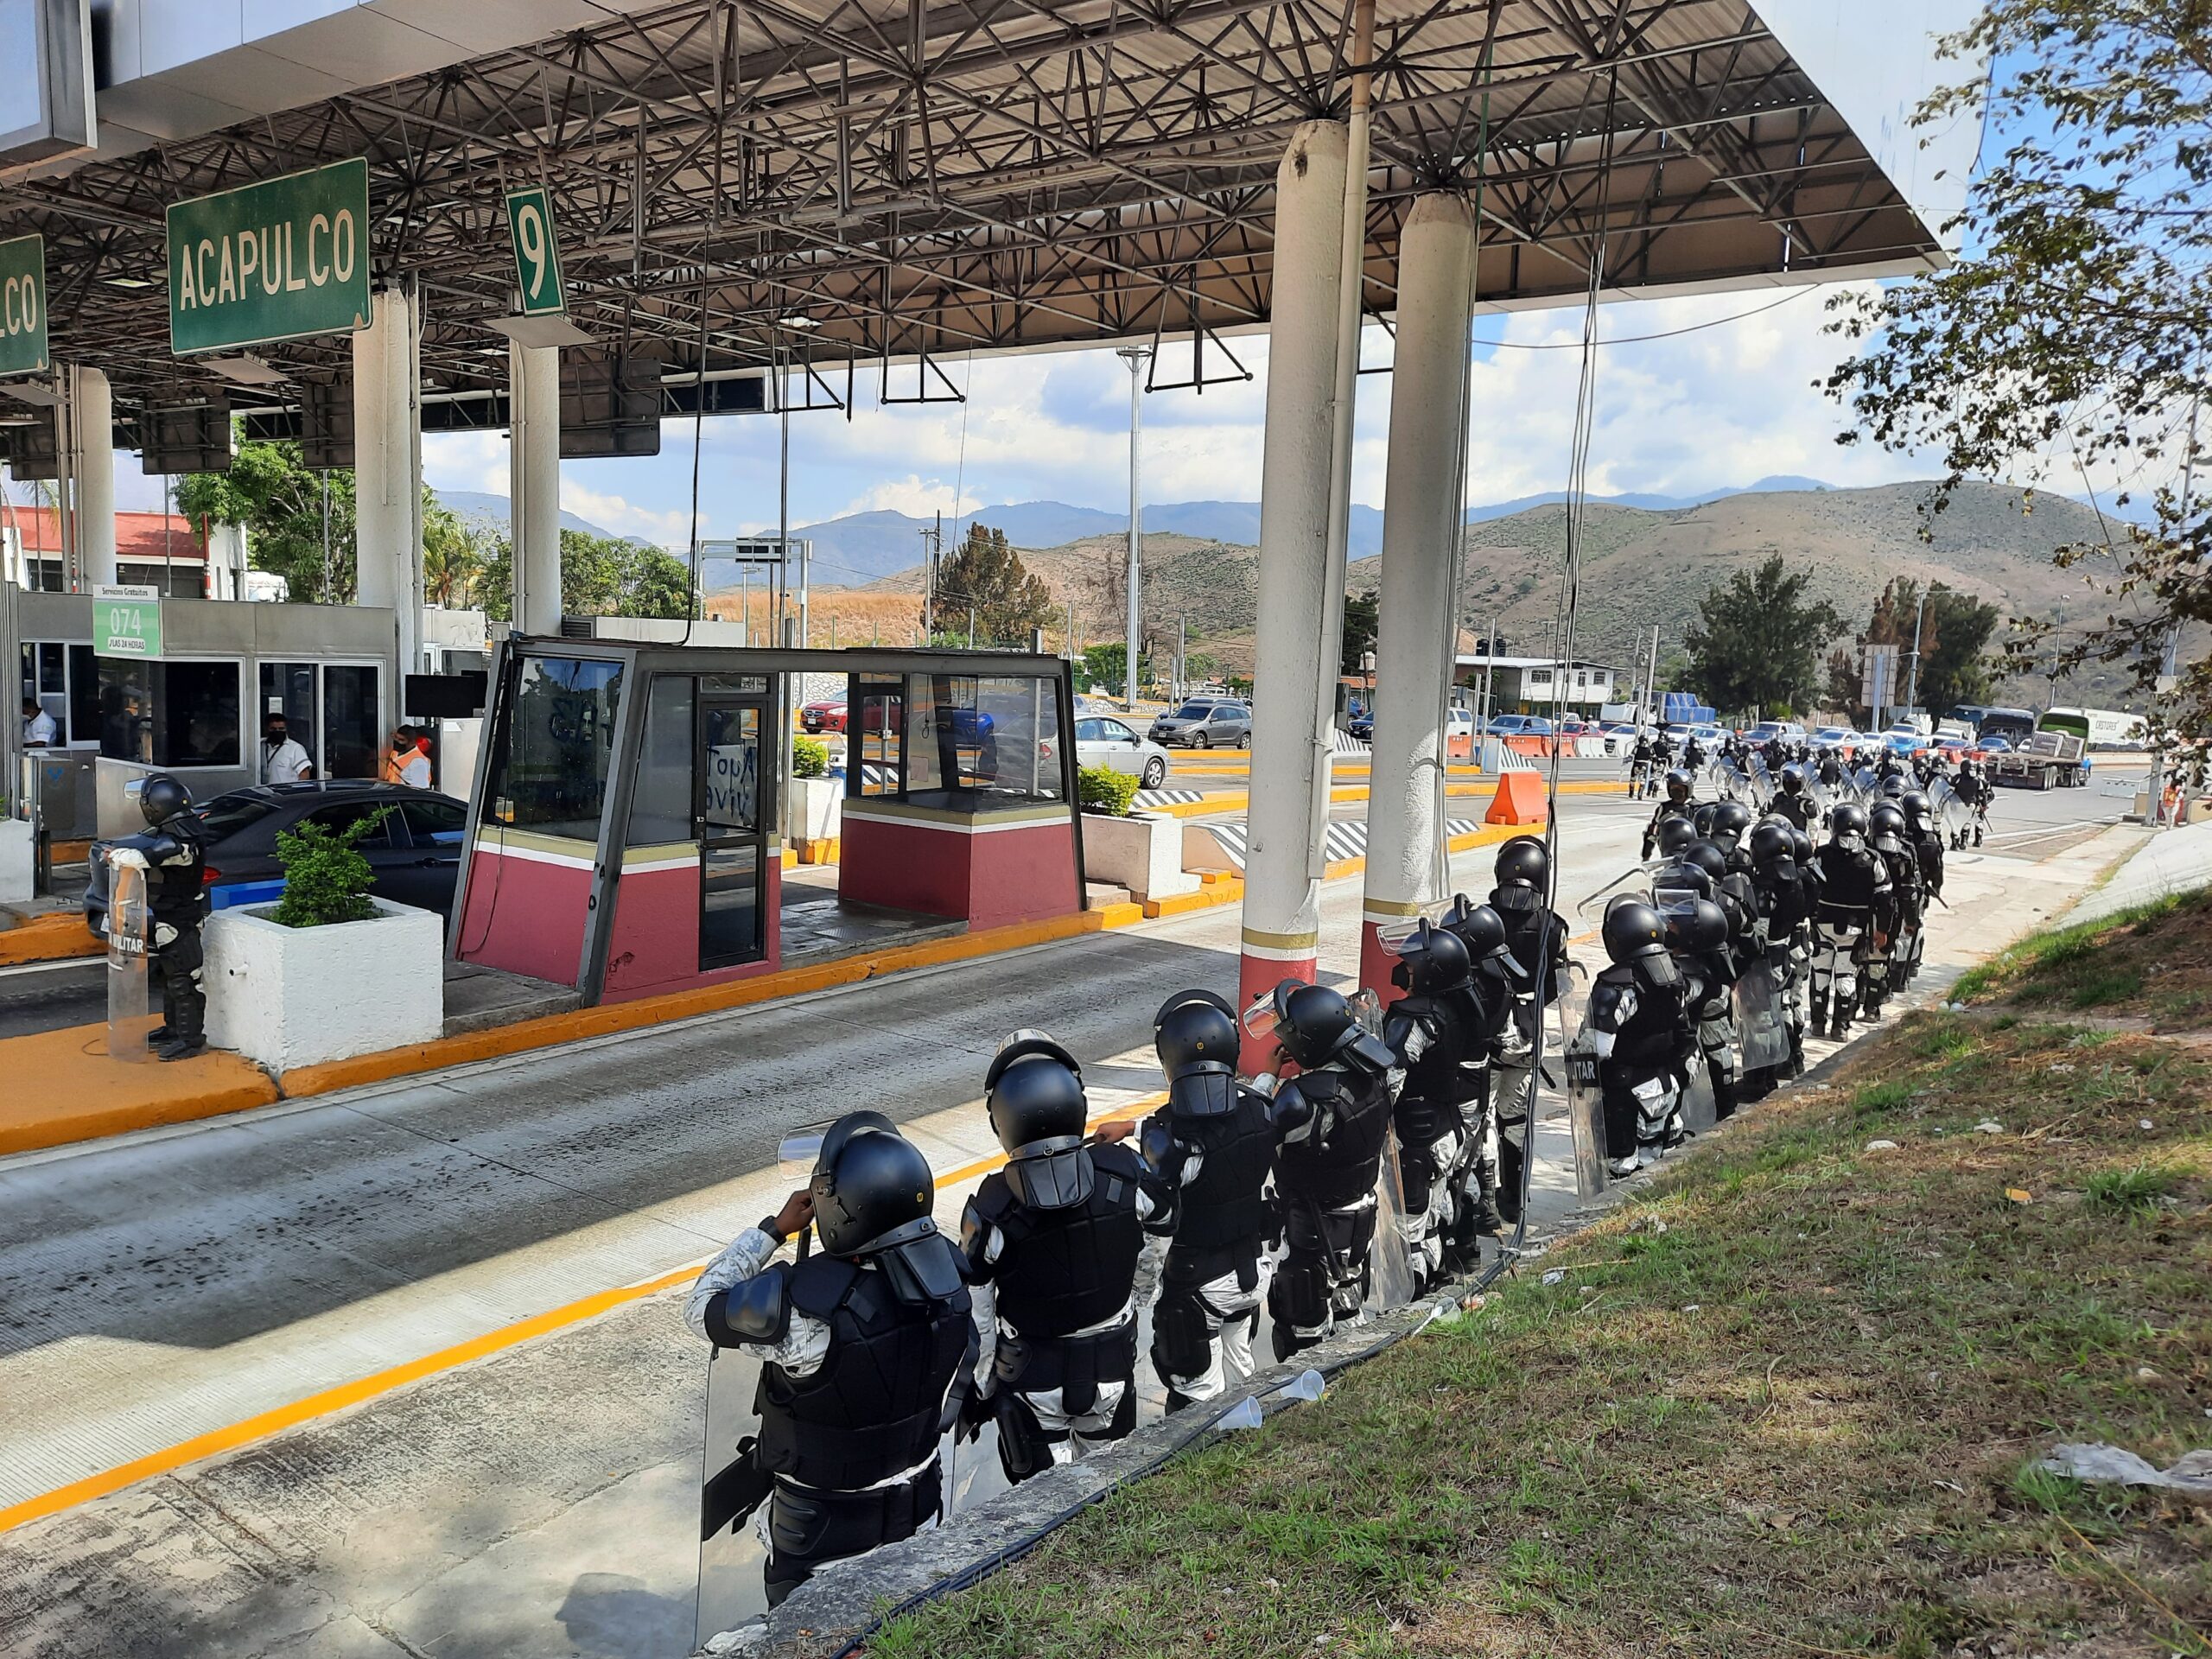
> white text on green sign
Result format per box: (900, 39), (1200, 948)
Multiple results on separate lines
(0, 233), (48, 378)
(167, 159), (372, 355)
(505, 187), (567, 318)
(93, 587), (162, 659)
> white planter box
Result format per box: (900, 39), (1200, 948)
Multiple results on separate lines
(0, 818), (33, 906)
(205, 897), (443, 1075)
(787, 775), (843, 842)
(1082, 811), (1198, 902)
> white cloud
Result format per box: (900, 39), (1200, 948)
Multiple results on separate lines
(836, 475), (988, 518)
(562, 480), (700, 549)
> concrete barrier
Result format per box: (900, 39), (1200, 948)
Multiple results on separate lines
(1484, 772), (1548, 825)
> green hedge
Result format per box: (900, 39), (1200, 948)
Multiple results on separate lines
(792, 735), (830, 779)
(1077, 765), (1141, 817)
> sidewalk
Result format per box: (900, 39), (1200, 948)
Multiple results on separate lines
(2064, 815), (2212, 925)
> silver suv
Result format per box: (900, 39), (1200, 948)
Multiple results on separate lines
(1148, 699), (1251, 750)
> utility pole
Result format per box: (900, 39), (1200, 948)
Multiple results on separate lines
(1176, 613), (1186, 702)
(1644, 626), (1661, 728)
(1116, 344), (1152, 710)
(1904, 586), (1929, 719)
(968, 605), (976, 648)
(1066, 599), (1077, 661)
(924, 512), (941, 640)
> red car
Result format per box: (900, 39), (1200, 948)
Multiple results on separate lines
(800, 700), (848, 734)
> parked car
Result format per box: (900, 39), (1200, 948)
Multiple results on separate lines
(1148, 699), (1252, 749)
(1598, 721), (1639, 757)
(86, 781), (470, 938)
(1484, 714), (1555, 737)
(1811, 726), (1857, 749)
(799, 699), (848, 734)
(1745, 721), (1808, 746)
(1347, 713), (1374, 742)
(1075, 715), (1172, 789)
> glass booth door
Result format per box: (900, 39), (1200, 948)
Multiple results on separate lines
(696, 692), (771, 969)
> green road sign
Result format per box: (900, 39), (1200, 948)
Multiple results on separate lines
(93, 588), (162, 659)
(505, 186), (567, 317)
(167, 158), (372, 356)
(0, 233), (48, 378)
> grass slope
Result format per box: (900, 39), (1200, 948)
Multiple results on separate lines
(1953, 890), (2212, 1033)
(871, 1007), (2212, 1659)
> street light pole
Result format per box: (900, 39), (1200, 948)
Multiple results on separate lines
(1116, 345), (1151, 711)
(1904, 586), (1929, 718)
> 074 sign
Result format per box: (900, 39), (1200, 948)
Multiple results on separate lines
(505, 187), (567, 318)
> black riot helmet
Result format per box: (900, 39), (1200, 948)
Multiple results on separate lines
(1881, 772), (1908, 799)
(1691, 801), (1719, 838)
(1246, 979), (1359, 1069)
(1870, 802), (1909, 853)
(1789, 826), (1816, 865)
(1493, 835), (1548, 891)
(985, 1030), (1097, 1208)
(808, 1111), (938, 1257)
(1674, 898), (1729, 954)
(1664, 769), (1693, 804)
(139, 773), (191, 827)
(1154, 989), (1242, 1116)
(1654, 816), (1700, 861)
(1387, 916), (1471, 995)
(1678, 841), (1729, 886)
(1829, 802), (1869, 841)
(1901, 791), (1934, 829)
(1710, 799), (1752, 853)
(1748, 821), (1794, 868)
(1779, 766), (1806, 797)
(1601, 899), (1670, 965)
(1443, 896), (1513, 966)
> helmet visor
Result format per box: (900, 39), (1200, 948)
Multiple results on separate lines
(1241, 994), (1281, 1044)
(1345, 987), (1383, 1037)
(1375, 915), (1425, 953)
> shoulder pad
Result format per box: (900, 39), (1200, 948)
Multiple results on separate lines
(960, 1185), (1006, 1272)
(1270, 1075), (1319, 1133)
(1090, 1140), (1145, 1185)
(1345, 1031), (1398, 1074)
(719, 1263), (792, 1343)
(1138, 1111), (1179, 1176)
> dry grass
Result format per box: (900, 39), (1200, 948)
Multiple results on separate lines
(864, 1009), (2212, 1659)
(1953, 889), (2212, 1033)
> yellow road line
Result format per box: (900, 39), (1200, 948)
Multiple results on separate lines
(0, 1095), (1165, 1538)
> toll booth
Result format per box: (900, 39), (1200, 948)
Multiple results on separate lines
(451, 637), (1084, 1006)
(13, 590), (401, 836)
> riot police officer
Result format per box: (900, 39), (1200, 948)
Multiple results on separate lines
(1586, 898), (1697, 1176)
(1745, 819), (1813, 1088)
(962, 1033), (1159, 1482)
(1381, 920), (1478, 1292)
(1132, 990), (1298, 1413)
(1628, 729), (1656, 798)
(685, 1113), (975, 1607)
(1668, 894), (1738, 1122)
(1248, 981), (1401, 1360)
(1640, 770), (1699, 860)
(1904, 791), (1948, 980)
(1675, 842), (1755, 1121)
(1773, 766), (1815, 831)
(1866, 802), (1920, 1010)
(1439, 898), (1522, 1252)
(105, 774), (210, 1061)
(1809, 804), (1889, 1040)
(1477, 836), (1569, 1223)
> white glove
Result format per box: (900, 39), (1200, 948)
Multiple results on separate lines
(109, 848), (148, 871)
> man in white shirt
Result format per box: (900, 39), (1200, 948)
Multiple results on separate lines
(386, 728), (432, 788)
(22, 698), (58, 747)
(261, 715), (315, 784)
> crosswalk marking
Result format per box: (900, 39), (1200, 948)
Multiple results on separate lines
(1197, 817), (1483, 871)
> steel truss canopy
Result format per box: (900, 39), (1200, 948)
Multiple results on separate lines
(0, 0), (1984, 424)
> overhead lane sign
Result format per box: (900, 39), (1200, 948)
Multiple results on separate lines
(0, 232), (47, 378)
(505, 186), (566, 317)
(167, 158), (372, 356)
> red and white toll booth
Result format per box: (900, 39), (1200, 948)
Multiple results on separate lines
(448, 637), (1085, 1005)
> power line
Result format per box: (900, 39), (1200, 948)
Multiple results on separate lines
(1473, 285), (1812, 351)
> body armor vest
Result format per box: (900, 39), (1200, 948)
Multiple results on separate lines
(1168, 1087), (1278, 1257)
(754, 1244), (971, 1492)
(1386, 997), (1466, 1146)
(1814, 844), (1881, 919)
(1274, 1065), (1395, 1211)
(1591, 962), (1685, 1071)
(973, 1142), (1146, 1337)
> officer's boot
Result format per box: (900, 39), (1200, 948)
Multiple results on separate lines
(1469, 1154), (1506, 1236)
(1808, 989), (1828, 1037)
(156, 971), (207, 1062)
(147, 969), (175, 1046)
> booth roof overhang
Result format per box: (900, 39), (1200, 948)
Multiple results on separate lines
(0, 0), (1984, 423)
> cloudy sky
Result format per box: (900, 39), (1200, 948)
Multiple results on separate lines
(403, 281), (1951, 560)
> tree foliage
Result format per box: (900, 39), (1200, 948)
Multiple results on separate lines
(176, 440), (355, 603)
(1339, 591), (1380, 676)
(1826, 1), (2210, 741)
(931, 523), (1057, 645)
(1079, 641), (1147, 690)
(1859, 577), (2003, 716)
(1681, 555), (1843, 716)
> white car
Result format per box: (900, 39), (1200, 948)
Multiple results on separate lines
(1076, 713), (1172, 789)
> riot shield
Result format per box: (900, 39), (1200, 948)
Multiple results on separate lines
(1745, 756), (1776, 811)
(105, 861), (157, 1062)
(1733, 958), (1792, 1071)
(1717, 760), (1750, 804)
(1929, 777), (1969, 839)
(1366, 1135), (1420, 1310)
(1562, 1023), (1608, 1200)
(1679, 1050), (1717, 1135)
(695, 1343), (771, 1648)
(1851, 766), (1879, 805)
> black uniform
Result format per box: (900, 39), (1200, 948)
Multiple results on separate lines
(1809, 825), (1889, 1039)
(1383, 972), (1478, 1294)
(111, 794), (211, 1059)
(1267, 1044), (1399, 1360)
(1641, 794), (1699, 861)
(1586, 935), (1697, 1173)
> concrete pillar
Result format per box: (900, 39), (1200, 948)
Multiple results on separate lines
(1238, 118), (1350, 1039)
(69, 365), (115, 589)
(508, 340), (562, 635)
(1359, 194), (1478, 998)
(353, 287), (425, 680)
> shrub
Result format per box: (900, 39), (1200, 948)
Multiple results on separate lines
(270, 807), (391, 928)
(1077, 764), (1141, 817)
(792, 735), (830, 779)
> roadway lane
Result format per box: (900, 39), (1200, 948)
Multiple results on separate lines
(0, 959), (104, 1042)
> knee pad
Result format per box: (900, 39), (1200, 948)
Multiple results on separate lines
(993, 1395), (1063, 1484)
(1269, 1254), (1334, 1331)
(1149, 1285), (1219, 1383)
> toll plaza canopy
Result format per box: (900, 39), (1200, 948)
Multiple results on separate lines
(0, 0), (1980, 419)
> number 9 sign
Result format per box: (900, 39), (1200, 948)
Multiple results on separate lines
(504, 186), (566, 317)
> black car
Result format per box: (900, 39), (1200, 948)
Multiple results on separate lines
(86, 781), (469, 937)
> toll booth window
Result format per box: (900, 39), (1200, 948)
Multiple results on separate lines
(850, 679), (904, 798)
(260, 662), (318, 747)
(96, 658), (242, 768)
(626, 674), (696, 847)
(321, 665), (381, 779)
(903, 674), (1062, 806)
(485, 655), (624, 842)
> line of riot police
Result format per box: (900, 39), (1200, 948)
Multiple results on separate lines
(682, 833), (1579, 1616)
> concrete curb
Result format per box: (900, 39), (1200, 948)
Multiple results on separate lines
(0, 912), (103, 967)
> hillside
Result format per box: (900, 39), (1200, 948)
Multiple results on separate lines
(846, 480), (2175, 709)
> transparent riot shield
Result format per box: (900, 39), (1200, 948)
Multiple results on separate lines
(1679, 1049), (1717, 1135)
(1851, 766), (1879, 806)
(1929, 777), (1969, 840)
(1733, 958), (1792, 1071)
(1562, 1023), (1608, 1200)
(1745, 756), (1776, 812)
(1718, 760), (1750, 803)
(1366, 1135), (1420, 1310)
(105, 861), (158, 1062)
